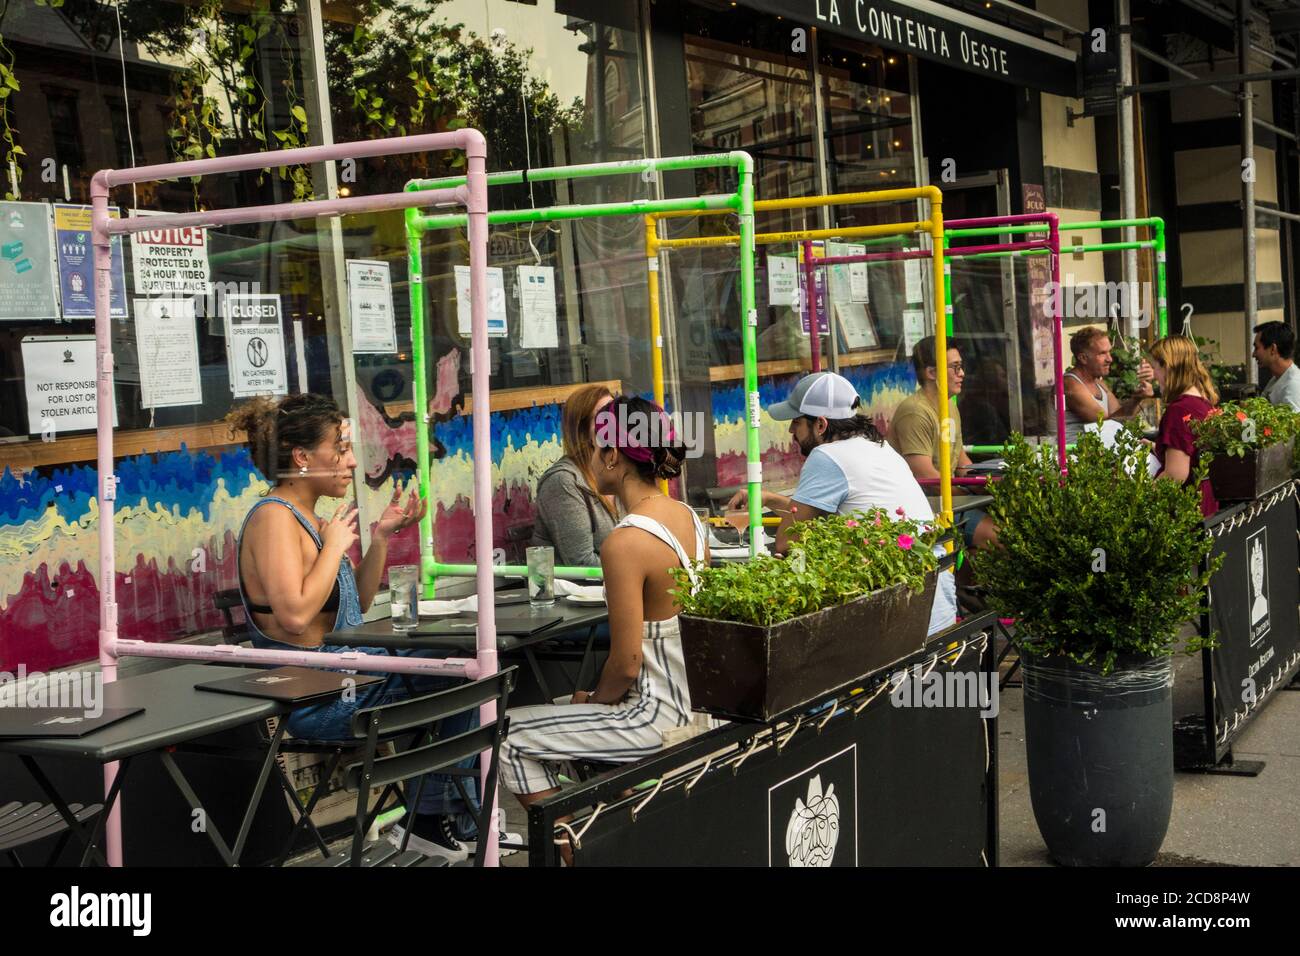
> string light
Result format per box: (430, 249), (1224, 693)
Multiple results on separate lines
(338, 186), (351, 197)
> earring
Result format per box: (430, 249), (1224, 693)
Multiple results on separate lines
(298, 465), (308, 476)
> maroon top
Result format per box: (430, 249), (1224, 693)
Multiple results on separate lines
(1155, 392), (1218, 518)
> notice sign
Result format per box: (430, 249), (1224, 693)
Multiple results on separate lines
(518, 265), (558, 348)
(129, 210), (210, 296)
(0, 201), (59, 321)
(134, 297), (202, 408)
(827, 242), (868, 304)
(346, 259), (397, 353)
(224, 293), (287, 397)
(20, 335), (114, 433)
(767, 253), (797, 307)
(54, 204), (128, 319)
(454, 265), (508, 338)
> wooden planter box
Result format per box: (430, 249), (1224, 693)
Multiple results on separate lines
(679, 573), (937, 723)
(1208, 437), (1295, 502)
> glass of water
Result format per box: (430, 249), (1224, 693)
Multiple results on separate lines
(526, 546), (555, 608)
(388, 564), (419, 631)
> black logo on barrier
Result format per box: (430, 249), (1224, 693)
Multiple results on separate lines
(768, 745), (857, 867)
(246, 336), (269, 368)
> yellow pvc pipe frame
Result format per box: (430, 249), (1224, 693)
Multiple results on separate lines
(644, 187), (952, 530)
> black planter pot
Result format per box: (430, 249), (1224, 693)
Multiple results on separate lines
(1021, 653), (1173, 867)
(680, 573), (937, 722)
(1207, 437), (1295, 501)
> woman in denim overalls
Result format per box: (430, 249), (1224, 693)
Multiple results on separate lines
(228, 393), (507, 860)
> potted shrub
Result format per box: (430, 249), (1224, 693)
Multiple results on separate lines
(672, 509), (940, 722)
(976, 428), (1221, 867)
(1189, 397), (1297, 501)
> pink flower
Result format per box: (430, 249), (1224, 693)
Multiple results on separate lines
(873, 516), (882, 526)
(897, 534), (914, 550)
(895, 507), (906, 516)
(845, 519), (859, 528)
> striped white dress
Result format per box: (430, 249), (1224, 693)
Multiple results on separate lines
(498, 507), (704, 795)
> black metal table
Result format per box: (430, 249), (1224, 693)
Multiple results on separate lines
(0, 664), (299, 866)
(326, 592), (609, 702)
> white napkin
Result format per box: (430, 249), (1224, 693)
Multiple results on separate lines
(554, 579), (606, 601)
(711, 546), (756, 559)
(419, 595), (479, 616)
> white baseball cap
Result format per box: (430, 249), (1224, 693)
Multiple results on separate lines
(768, 372), (861, 421)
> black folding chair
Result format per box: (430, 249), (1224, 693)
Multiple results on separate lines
(297, 667), (516, 868)
(0, 799), (102, 867)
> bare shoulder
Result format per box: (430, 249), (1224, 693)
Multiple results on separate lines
(245, 499), (300, 542)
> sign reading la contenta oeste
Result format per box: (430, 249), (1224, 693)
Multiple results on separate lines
(746, 0), (1081, 98)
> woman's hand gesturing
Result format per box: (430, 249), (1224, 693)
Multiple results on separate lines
(321, 502), (359, 555)
(374, 486), (427, 540)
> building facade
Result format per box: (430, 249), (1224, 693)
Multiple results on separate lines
(0, 0), (1295, 672)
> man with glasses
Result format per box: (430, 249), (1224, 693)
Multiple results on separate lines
(888, 336), (997, 550)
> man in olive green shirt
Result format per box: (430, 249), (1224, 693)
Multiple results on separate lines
(888, 336), (997, 549)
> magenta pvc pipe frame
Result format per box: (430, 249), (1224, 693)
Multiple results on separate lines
(90, 130), (500, 866)
(806, 213), (1066, 474)
(801, 239), (822, 372)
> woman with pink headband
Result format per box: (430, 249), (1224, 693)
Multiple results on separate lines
(497, 396), (708, 852)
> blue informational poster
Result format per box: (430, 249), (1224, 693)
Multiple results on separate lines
(54, 203), (128, 319)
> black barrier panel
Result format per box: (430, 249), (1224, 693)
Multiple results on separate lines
(561, 649), (993, 867)
(1181, 483), (1300, 768)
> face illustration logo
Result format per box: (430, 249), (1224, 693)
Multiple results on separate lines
(1246, 528), (1270, 646)
(784, 775), (840, 867)
(768, 745), (856, 866)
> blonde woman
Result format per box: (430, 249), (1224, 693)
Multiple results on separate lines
(532, 384), (619, 567)
(1149, 336), (1219, 518)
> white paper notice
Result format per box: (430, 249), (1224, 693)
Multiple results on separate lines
(904, 256), (923, 304)
(767, 254), (797, 307)
(134, 297), (202, 408)
(835, 303), (878, 350)
(903, 309), (928, 354)
(346, 259), (397, 353)
(129, 210), (210, 296)
(224, 293), (288, 397)
(517, 265), (558, 348)
(827, 242), (868, 305)
(20, 335), (116, 433)
(454, 265), (508, 338)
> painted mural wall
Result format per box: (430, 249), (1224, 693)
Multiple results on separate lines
(0, 358), (915, 673)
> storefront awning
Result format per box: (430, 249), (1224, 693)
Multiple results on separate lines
(738, 0), (1081, 97)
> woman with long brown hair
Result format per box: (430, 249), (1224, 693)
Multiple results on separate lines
(1149, 336), (1219, 518)
(227, 393), (514, 861)
(532, 383), (619, 567)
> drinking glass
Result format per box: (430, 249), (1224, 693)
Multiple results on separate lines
(388, 564), (419, 631)
(526, 546), (555, 608)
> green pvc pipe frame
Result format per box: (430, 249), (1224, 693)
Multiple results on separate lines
(944, 217), (1168, 337)
(403, 154), (760, 596)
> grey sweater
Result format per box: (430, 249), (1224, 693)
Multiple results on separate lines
(531, 458), (619, 568)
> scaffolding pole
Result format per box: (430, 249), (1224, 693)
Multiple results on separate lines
(1241, 0), (1259, 384)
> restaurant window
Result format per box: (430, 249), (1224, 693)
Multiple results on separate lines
(45, 88), (86, 174)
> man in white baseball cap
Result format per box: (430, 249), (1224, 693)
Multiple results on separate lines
(727, 371), (957, 635)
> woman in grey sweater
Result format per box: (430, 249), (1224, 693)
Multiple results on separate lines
(532, 384), (619, 567)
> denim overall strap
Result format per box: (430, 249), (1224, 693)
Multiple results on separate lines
(235, 496), (364, 637)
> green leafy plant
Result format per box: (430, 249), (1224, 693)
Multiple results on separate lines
(1188, 397), (1297, 459)
(1108, 336), (1146, 402)
(671, 509), (940, 628)
(975, 427), (1221, 674)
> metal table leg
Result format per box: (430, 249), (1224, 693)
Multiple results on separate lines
(19, 753), (119, 867)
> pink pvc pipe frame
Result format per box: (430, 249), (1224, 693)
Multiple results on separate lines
(807, 213), (1067, 474)
(91, 131), (500, 866)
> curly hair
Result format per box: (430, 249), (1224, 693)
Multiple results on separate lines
(225, 393), (345, 485)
